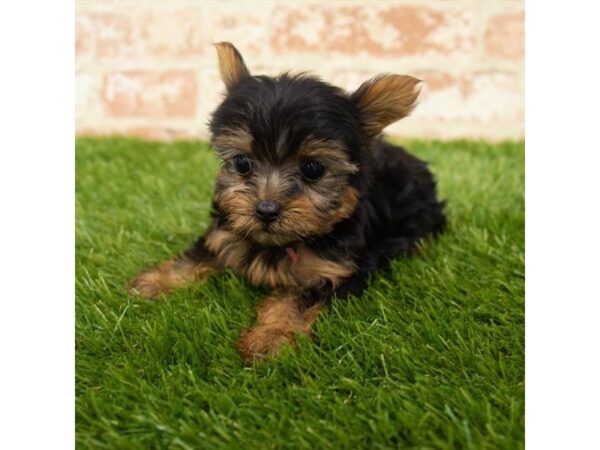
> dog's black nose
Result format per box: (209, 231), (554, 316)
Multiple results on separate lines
(256, 200), (281, 224)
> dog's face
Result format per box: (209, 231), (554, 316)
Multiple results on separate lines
(209, 42), (421, 247)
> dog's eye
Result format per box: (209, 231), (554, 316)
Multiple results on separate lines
(234, 155), (252, 175)
(300, 159), (325, 182)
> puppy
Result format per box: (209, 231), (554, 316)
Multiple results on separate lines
(130, 42), (446, 361)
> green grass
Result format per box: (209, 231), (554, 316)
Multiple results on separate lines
(76, 137), (524, 450)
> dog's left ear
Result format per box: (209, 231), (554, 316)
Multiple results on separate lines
(214, 42), (250, 91)
(351, 74), (422, 137)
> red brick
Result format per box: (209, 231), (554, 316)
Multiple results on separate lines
(206, 12), (267, 57)
(89, 13), (134, 59)
(78, 11), (203, 60)
(413, 70), (523, 123)
(416, 72), (475, 98)
(270, 5), (477, 57)
(485, 12), (525, 59)
(102, 71), (197, 118)
(137, 11), (204, 57)
(75, 17), (93, 57)
(77, 127), (195, 141)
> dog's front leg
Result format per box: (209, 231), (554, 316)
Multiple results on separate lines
(237, 289), (325, 362)
(129, 236), (220, 299)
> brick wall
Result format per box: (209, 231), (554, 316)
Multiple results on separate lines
(76, 0), (524, 141)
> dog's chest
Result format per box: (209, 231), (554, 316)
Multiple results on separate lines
(205, 230), (354, 288)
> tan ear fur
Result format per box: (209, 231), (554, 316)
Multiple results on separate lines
(214, 42), (250, 90)
(351, 74), (423, 136)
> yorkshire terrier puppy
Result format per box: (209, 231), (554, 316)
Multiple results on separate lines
(130, 42), (445, 361)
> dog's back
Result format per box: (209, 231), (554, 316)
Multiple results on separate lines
(334, 139), (446, 283)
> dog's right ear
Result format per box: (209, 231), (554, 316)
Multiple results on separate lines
(214, 42), (251, 91)
(351, 74), (422, 137)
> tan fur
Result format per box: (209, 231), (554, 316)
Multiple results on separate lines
(299, 138), (359, 175)
(331, 186), (360, 223)
(214, 187), (255, 221)
(129, 257), (216, 299)
(205, 228), (355, 289)
(294, 247), (354, 288)
(214, 42), (250, 90)
(282, 195), (326, 236)
(205, 229), (250, 269)
(237, 294), (323, 361)
(353, 74), (422, 136)
(130, 221), (355, 298)
(284, 186), (360, 237)
(214, 170), (360, 247)
(211, 126), (253, 160)
(212, 184), (262, 241)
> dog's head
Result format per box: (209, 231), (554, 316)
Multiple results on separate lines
(209, 42), (421, 247)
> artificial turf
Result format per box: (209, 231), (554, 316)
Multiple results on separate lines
(75, 137), (524, 450)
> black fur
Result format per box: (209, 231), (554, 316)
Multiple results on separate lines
(200, 72), (445, 307)
(307, 140), (446, 303)
(131, 44), (447, 360)
(210, 74), (373, 195)
(210, 74), (366, 162)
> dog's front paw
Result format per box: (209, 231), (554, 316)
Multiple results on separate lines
(128, 269), (171, 299)
(237, 326), (296, 362)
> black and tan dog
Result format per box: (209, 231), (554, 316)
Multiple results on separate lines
(130, 42), (446, 361)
